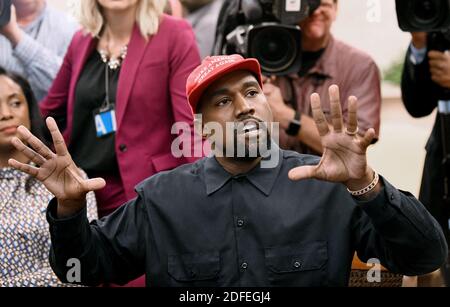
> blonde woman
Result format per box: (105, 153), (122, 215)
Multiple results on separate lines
(40, 0), (200, 218)
(40, 1), (201, 286)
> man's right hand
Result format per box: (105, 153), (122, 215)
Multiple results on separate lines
(8, 117), (106, 218)
(411, 32), (427, 49)
(428, 50), (450, 89)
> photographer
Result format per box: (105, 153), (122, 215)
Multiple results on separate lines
(0, 0), (78, 101)
(401, 32), (450, 246)
(265, 0), (381, 155)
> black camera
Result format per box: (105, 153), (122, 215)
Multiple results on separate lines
(396, 0), (450, 99)
(0, 0), (12, 28)
(396, 0), (450, 52)
(396, 0), (450, 32)
(215, 0), (320, 75)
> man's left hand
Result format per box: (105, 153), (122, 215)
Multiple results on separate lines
(288, 85), (378, 194)
(429, 50), (450, 89)
(0, 5), (22, 47)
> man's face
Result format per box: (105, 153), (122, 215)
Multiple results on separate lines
(199, 71), (273, 159)
(300, 0), (337, 42)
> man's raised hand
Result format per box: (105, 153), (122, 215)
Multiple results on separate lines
(288, 85), (378, 194)
(8, 117), (106, 217)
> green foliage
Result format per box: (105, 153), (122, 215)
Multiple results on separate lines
(383, 56), (405, 86)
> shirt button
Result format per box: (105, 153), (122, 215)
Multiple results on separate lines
(390, 193), (395, 201)
(119, 144), (127, 152)
(294, 261), (301, 268)
(237, 219), (244, 227)
(241, 262), (248, 270)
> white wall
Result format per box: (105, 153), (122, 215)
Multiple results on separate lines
(47, 0), (68, 11)
(332, 0), (411, 70)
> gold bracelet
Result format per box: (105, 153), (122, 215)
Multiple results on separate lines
(347, 171), (379, 196)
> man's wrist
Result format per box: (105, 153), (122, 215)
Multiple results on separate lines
(57, 199), (87, 219)
(279, 107), (296, 130)
(345, 167), (383, 201)
(285, 110), (302, 136)
(345, 167), (374, 191)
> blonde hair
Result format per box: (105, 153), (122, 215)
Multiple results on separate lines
(75, 0), (167, 38)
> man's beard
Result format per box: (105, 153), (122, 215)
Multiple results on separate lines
(222, 119), (272, 160)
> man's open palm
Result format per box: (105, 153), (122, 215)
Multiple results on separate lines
(8, 117), (106, 204)
(289, 85), (375, 185)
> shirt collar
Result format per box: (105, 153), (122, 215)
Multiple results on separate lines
(203, 144), (283, 196)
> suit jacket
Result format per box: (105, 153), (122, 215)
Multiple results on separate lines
(401, 47), (449, 243)
(40, 15), (202, 200)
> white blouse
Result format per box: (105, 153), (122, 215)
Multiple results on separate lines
(0, 167), (97, 287)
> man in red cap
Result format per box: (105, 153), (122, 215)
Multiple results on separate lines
(7, 55), (447, 287)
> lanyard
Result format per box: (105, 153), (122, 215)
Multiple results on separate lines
(101, 63), (113, 111)
(98, 45), (127, 110)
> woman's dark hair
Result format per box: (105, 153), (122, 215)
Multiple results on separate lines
(0, 66), (49, 146)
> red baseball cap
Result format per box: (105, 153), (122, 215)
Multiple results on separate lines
(186, 54), (263, 112)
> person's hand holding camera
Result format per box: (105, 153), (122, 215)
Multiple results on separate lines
(428, 50), (450, 89)
(0, 5), (22, 47)
(262, 77), (295, 131)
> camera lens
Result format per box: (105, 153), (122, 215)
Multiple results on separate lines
(413, 0), (437, 21)
(409, 0), (446, 29)
(250, 27), (298, 73)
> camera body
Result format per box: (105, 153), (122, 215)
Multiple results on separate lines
(0, 0), (12, 28)
(396, 0), (450, 52)
(396, 0), (450, 99)
(396, 0), (450, 32)
(223, 0), (320, 75)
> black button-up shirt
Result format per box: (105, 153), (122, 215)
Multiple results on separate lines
(46, 150), (447, 286)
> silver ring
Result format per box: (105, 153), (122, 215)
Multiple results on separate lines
(345, 127), (359, 136)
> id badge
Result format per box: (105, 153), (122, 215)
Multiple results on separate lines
(93, 104), (117, 137)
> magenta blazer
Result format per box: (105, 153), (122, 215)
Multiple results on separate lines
(40, 15), (201, 200)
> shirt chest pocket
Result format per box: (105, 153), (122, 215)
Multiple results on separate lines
(265, 241), (328, 287)
(168, 251), (220, 286)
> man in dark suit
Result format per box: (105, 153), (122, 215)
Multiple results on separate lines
(401, 31), (450, 284)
